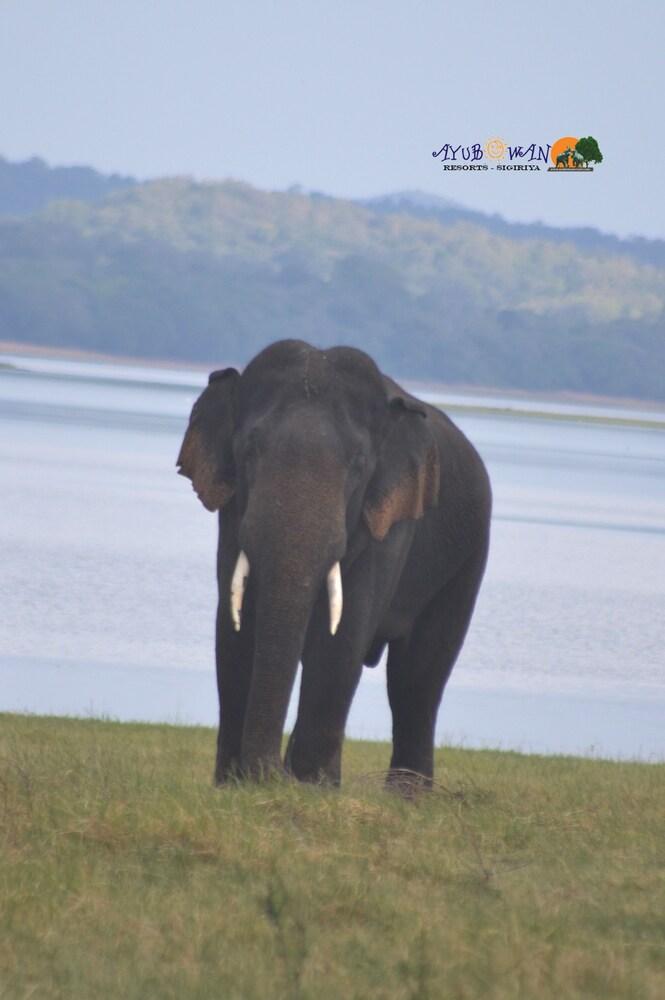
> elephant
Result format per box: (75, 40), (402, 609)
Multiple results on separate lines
(176, 340), (491, 788)
(570, 149), (585, 168)
(556, 148), (573, 168)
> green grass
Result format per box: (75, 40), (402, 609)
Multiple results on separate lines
(1, 714), (663, 999)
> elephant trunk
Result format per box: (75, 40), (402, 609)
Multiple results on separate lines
(240, 557), (345, 778)
(240, 572), (316, 777)
(237, 468), (347, 778)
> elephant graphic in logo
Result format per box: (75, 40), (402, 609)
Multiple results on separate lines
(550, 136), (603, 171)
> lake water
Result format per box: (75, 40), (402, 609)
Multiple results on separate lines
(1, 354), (664, 761)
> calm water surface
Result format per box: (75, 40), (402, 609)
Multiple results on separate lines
(2, 356), (664, 759)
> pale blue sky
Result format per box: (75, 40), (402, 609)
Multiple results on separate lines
(1, 1), (663, 238)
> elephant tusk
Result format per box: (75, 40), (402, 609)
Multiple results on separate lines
(327, 561), (343, 636)
(230, 550), (250, 631)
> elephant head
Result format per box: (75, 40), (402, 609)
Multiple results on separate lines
(176, 340), (439, 776)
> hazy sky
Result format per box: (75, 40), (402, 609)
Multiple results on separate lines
(2, 1), (663, 238)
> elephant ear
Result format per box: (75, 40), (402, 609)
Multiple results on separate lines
(363, 381), (440, 541)
(176, 368), (239, 512)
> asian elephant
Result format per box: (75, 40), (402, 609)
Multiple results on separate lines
(176, 340), (491, 788)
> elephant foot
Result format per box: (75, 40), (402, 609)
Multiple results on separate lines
(299, 768), (341, 788)
(286, 755), (341, 787)
(385, 767), (432, 799)
(242, 752), (292, 783)
(285, 729), (342, 787)
(214, 758), (243, 786)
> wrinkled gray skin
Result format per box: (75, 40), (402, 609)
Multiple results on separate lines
(177, 340), (491, 788)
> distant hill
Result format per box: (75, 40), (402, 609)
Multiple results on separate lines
(0, 156), (137, 217)
(0, 158), (663, 400)
(363, 191), (665, 270)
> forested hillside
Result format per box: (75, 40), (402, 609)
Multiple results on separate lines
(0, 156), (136, 217)
(0, 159), (663, 399)
(364, 191), (665, 270)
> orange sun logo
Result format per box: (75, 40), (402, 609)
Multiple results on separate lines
(484, 137), (506, 159)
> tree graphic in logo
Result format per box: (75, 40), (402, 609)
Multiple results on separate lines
(575, 136), (603, 168)
(549, 135), (603, 171)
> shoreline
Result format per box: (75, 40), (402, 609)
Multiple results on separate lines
(439, 402), (665, 430)
(4, 656), (664, 763)
(3, 340), (664, 430)
(2, 709), (664, 767)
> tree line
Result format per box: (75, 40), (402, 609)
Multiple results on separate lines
(0, 165), (663, 400)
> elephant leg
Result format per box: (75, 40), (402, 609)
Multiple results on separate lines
(214, 583), (256, 784)
(285, 571), (375, 786)
(386, 550), (487, 789)
(286, 640), (365, 786)
(285, 546), (400, 787)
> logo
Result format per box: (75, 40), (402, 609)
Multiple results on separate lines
(484, 138), (507, 160)
(547, 136), (603, 171)
(431, 136), (603, 174)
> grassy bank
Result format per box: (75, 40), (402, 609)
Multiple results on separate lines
(1, 714), (663, 999)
